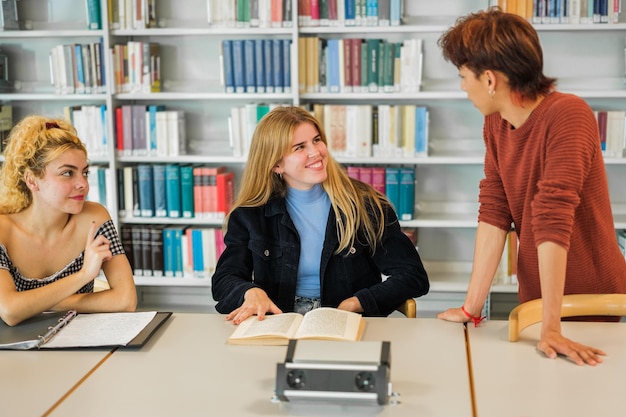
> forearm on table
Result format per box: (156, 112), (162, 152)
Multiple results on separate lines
(537, 241), (568, 335)
(463, 222), (508, 316)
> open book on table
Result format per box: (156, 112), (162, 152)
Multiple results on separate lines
(0, 310), (172, 350)
(227, 307), (365, 346)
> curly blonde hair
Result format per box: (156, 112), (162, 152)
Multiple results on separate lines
(230, 106), (391, 254)
(0, 115), (87, 214)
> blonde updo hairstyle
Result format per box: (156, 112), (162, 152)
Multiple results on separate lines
(0, 115), (87, 214)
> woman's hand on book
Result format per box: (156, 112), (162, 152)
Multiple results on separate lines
(226, 288), (283, 325)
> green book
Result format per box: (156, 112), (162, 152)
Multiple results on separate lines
(383, 42), (395, 92)
(366, 39), (380, 92)
(180, 165), (195, 218)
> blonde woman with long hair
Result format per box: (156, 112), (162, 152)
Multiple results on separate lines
(212, 106), (429, 324)
(0, 115), (136, 326)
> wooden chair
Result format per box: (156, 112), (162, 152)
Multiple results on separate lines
(395, 298), (416, 318)
(508, 294), (626, 342)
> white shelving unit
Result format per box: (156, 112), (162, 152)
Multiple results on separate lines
(1, 0), (625, 317)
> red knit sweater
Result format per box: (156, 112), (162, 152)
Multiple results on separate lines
(480, 91), (626, 303)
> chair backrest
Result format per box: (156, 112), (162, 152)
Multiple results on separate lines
(508, 293), (626, 341)
(396, 298), (416, 318)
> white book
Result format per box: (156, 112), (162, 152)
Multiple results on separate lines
(155, 110), (169, 157)
(606, 111), (626, 158)
(375, 104), (391, 158)
(355, 105), (373, 158)
(166, 111), (186, 156)
(344, 105), (358, 158)
(203, 228), (217, 276)
(229, 106), (244, 157)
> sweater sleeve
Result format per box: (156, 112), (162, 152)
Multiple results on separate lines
(477, 115), (514, 231)
(530, 97), (598, 250)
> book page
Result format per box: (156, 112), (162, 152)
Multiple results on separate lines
(229, 313), (303, 340)
(44, 312), (157, 348)
(294, 308), (364, 341)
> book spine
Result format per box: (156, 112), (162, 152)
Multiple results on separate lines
(152, 164), (167, 217)
(398, 168), (415, 221)
(165, 164), (182, 218)
(141, 226), (153, 276)
(385, 167), (400, 214)
(191, 228), (206, 278)
(151, 227), (164, 277)
(272, 38), (283, 93)
(282, 39), (291, 93)
(232, 39), (245, 93)
(244, 39), (256, 93)
(131, 226), (144, 275)
(216, 171), (235, 217)
(137, 164), (155, 217)
(263, 38), (274, 93)
(180, 165), (195, 218)
(254, 39), (266, 93)
(85, 0), (103, 29)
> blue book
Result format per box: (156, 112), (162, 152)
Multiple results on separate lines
(152, 164), (167, 217)
(344, 0), (356, 25)
(263, 39), (274, 93)
(254, 39), (266, 93)
(162, 228), (174, 277)
(97, 168), (107, 206)
(191, 228), (205, 278)
(326, 39), (340, 93)
(244, 39), (256, 93)
(221, 40), (234, 93)
(100, 105), (108, 149)
(385, 167), (400, 215)
(398, 168), (415, 221)
(74, 44), (86, 93)
(272, 39), (283, 93)
(414, 106), (429, 157)
(282, 39), (291, 93)
(390, 0), (401, 25)
(171, 227), (185, 277)
(366, 0), (378, 26)
(165, 164), (182, 218)
(147, 104), (165, 155)
(232, 40), (245, 93)
(180, 165), (194, 218)
(137, 164), (155, 217)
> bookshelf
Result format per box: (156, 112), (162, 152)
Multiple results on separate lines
(1, 0), (625, 317)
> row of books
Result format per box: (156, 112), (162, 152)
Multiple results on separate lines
(502, 0), (622, 24)
(298, 0), (403, 27)
(86, 166), (113, 208)
(121, 225), (225, 279)
(221, 39), (292, 94)
(108, 0), (157, 30)
(229, 103), (290, 157)
(49, 41), (106, 95)
(111, 41), (161, 94)
(346, 165), (415, 220)
(300, 37), (422, 94)
(115, 105), (185, 157)
(66, 105), (109, 158)
(117, 164), (234, 220)
(596, 110), (626, 158)
(311, 104), (429, 158)
(208, 0), (294, 28)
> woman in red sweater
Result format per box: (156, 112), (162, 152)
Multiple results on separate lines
(436, 8), (626, 365)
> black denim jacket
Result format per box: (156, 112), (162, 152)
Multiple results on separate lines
(211, 196), (429, 316)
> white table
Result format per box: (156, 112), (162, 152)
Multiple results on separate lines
(468, 320), (626, 417)
(0, 349), (113, 417)
(49, 313), (473, 417)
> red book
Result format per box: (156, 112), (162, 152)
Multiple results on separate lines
(351, 38), (362, 90)
(371, 167), (386, 194)
(193, 167), (204, 218)
(343, 39), (352, 91)
(216, 171), (235, 218)
(203, 166), (227, 218)
(115, 106), (124, 154)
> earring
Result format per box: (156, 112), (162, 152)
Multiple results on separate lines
(489, 89), (495, 99)
(276, 172), (283, 180)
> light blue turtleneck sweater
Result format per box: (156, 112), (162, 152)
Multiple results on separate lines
(285, 183), (331, 299)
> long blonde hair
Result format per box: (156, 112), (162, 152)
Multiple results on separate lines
(0, 115), (87, 214)
(229, 106), (390, 254)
